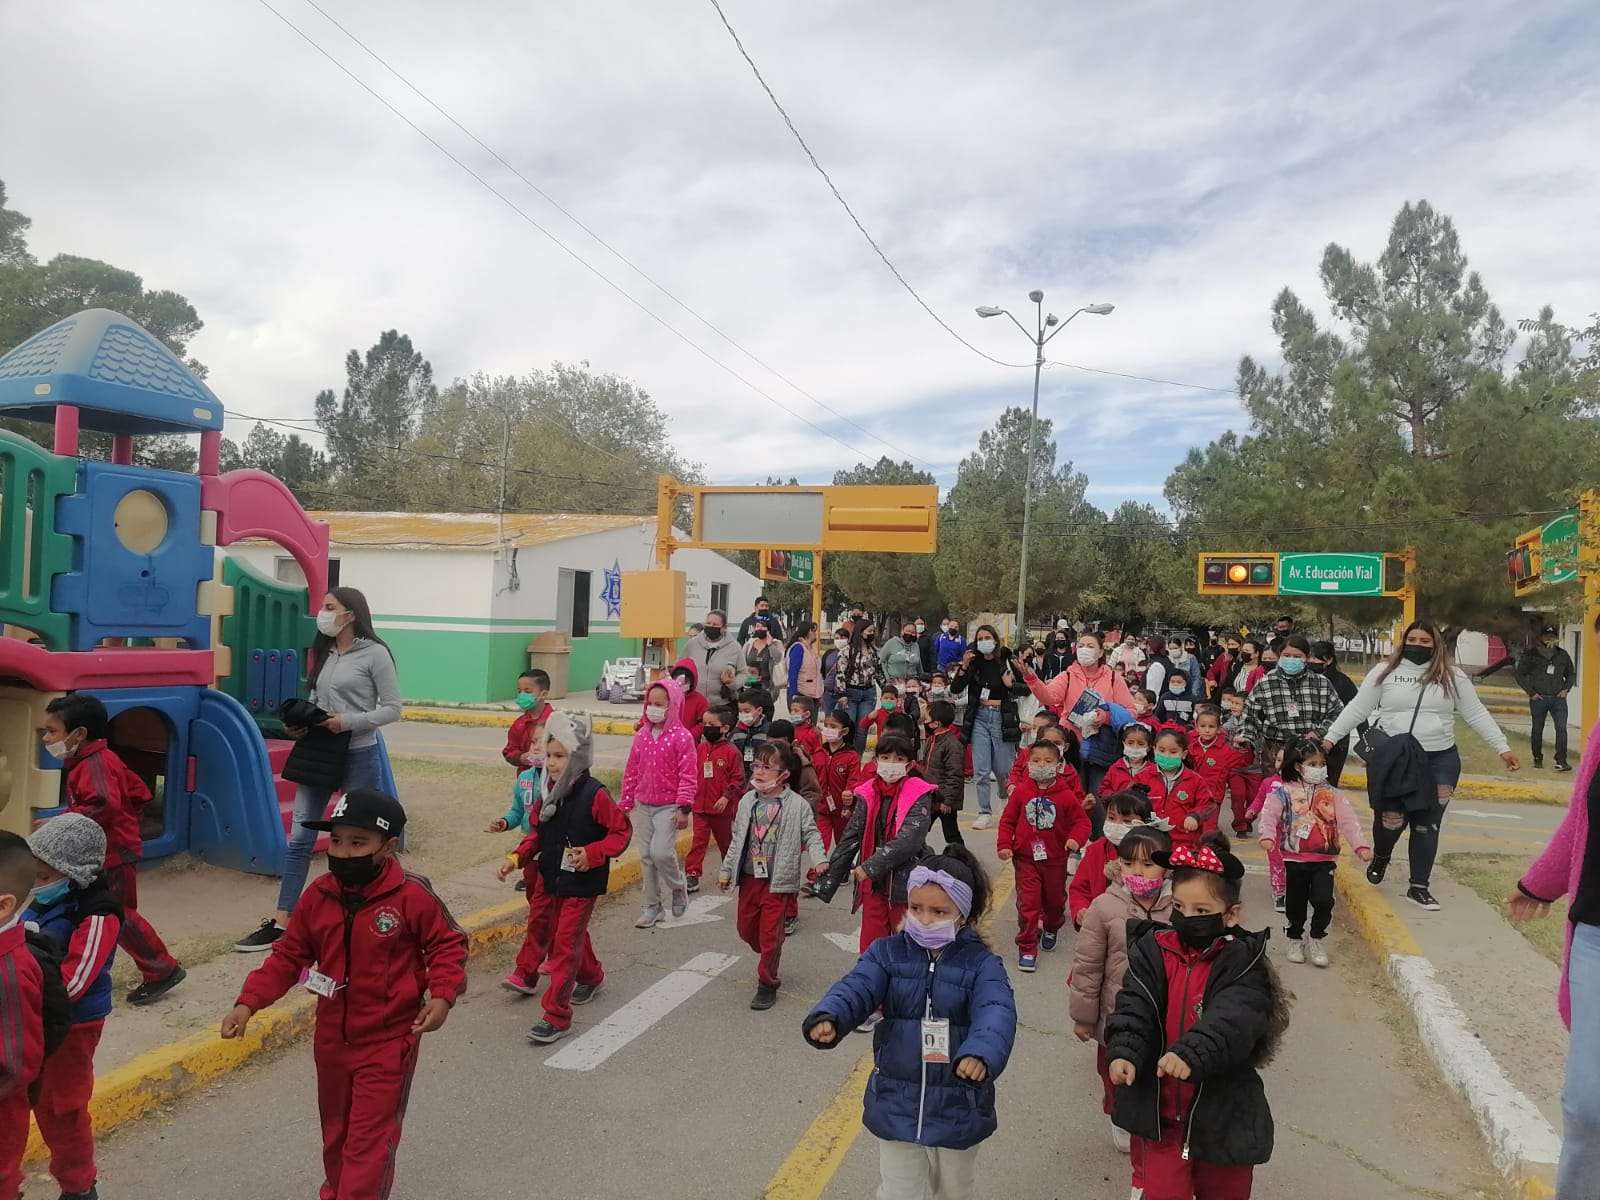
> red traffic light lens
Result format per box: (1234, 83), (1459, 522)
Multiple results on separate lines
(1204, 562), (1226, 585)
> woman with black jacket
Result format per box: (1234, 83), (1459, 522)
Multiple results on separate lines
(1309, 640), (1360, 786)
(949, 625), (1029, 830)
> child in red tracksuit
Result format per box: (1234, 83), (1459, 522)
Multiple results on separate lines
(501, 668), (552, 769)
(997, 741), (1090, 972)
(1220, 688), (1260, 834)
(789, 695), (823, 759)
(0, 833), (46, 1200)
(857, 685), (900, 746)
(685, 707), (745, 892)
(1100, 721), (1158, 798)
(1188, 704), (1253, 837)
(812, 708), (862, 850)
(1148, 728), (1220, 848)
(43, 694), (185, 1007)
(225, 790), (468, 1200)
(1070, 788), (1155, 927)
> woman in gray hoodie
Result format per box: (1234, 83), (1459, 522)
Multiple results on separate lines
(235, 587), (402, 952)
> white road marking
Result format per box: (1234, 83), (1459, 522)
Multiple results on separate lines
(824, 931), (861, 954)
(1450, 808), (1523, 821)
(544, 951), (740, 1072)
(656, 895), (730, 928)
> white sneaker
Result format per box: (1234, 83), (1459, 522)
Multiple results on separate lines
(1067, 850), (1082, 877)
(1308, 937), (1330, 968)
(1130, 1189), (1144, 1200)
(972, 814), (992, 830)
(1287, 937), (1307, 964)
(856, 1012), (883, 1033)
(1110, 1121), (1131, 1153)
(635, 906), (662, 929)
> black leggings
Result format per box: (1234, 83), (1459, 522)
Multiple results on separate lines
(935, 809), (964, 847)
(1371, 804), (1446, 887)
(1284, 860), (1335, 939)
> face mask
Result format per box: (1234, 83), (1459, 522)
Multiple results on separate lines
(1103, 820), (1133, 846)
(316, 609), (346, 638)
(821, 726), (843, 743)
(915, 623), (925, 634)
(835, 637), (850, 649)
(864, 633), (876, 644)
(1277, 656), (1305, 675)
(1171, 909), (1228, 950)
(1171, 650), (1188, 665)
(703, 627), (724, 642)
(32, 878), (71, 907)
(976, 639), (996, 654)
(1028, 763), (1057, 784)
(515, 691), (539, 712)
(1402, 645), (1433, 665)
(902, 631), (916, 643)
(1124, 745), (1148, 761)
(1125, 874), (1165, 900)
(882, 699), (897, 711)
(645, 704), (668, 724)
(876, 761), (908, 784)
(903, 913), (959, 950)
(929, 687), (948, 699)
(1302, 764), (1329, 785)
(752, 769), (784, 795)
(327, 852), (384, 889)
(1168, 680), (1187, 694)
(1076, 646), (1100, 666)
(42, 737), (73, 761)
(1154, 751), (1183, 772)
(703, 726), (725, 743)
(738, 713), (757, 727)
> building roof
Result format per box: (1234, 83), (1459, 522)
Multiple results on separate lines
(303, 511), (648, 550)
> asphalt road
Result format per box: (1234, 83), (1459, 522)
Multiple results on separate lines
(85, 824), (1500, 1200)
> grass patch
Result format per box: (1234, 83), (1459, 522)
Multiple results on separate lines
(1439, 851), (1567, 963)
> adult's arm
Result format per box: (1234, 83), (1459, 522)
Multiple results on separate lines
(1323, 666), (1387, 745)
(1513, 651), (1537, 695)
(1023, 667), (1073, 712)
(1451, 668), (1511, 754)
(346, 649), (403, 734)
(1564, 651), (1579, 693)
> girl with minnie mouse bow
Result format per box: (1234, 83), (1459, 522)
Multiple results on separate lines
(1105, 833), (1290, 1200)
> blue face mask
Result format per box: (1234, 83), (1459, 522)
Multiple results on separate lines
(32, 879), (71, 908)
(1278, 656), (1306, 676)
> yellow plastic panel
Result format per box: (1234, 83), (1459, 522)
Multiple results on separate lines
(0, 685), (64, 838)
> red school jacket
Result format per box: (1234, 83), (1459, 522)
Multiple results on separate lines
(695, 738), (746, 815)
(1007, 753), (1087, 801)
(502, 703), (552, 768)
(997, 776), (1091, 866)
(64, 739), (150, 869)
(793, 722), (823, 760)
(1186, 733), (1251, 799)
(0, 922), (44, 1102)
(1069, 836), (1116, 925)
(813, 743), (863, 818)
(236, 856), (468, 1046)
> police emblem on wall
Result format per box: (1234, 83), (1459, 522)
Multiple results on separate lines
(600, 559), (623, 619)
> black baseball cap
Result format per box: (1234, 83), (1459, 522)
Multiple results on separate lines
(303, 788), (407, 836)
(1541, 624), (1559, 635)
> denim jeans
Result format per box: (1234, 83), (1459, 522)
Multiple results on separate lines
(1530, 694), (1570, 765)
(1560, 922), (1600, 1196)
(845, 686), (877, 752)
(276, 743), (384, 914)
(969, 706), (1015, 815)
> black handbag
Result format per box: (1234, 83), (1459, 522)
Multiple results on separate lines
(279, 698), (352, 789)
(1352, 682), (1427, 764)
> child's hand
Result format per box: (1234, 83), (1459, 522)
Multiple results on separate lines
(997, 848), (1013, 861)
(412, 996), (451, 1035)
(220, 1004), (252, 1039)
(497, 860), (518, 882)
(1356, 847), (1373, 862)
(1156, 1052), (1191, 1080)
(487, 818), (509, 833)
(852, 866), (869, 883)
(1065, 839), (1080, 852)
(954, 1056), (988, 1082)
(1108, 1058), (1137, 1085)
(718, 875), (731, 892)
(1073, 1021), (1097, 1042)
(1258, 838), (1274, 853)
(809, 1020), (838, 1045)
(1506, 892), (1551, 922)
(714, 796), (730, 813)
(673, 810), (690, 830)
(1183, 817), (1199, 832)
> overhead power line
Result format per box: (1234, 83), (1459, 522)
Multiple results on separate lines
(1046, 361), (1237, 395)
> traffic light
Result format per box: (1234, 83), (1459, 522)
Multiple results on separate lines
(1196, 554), (1278, 596)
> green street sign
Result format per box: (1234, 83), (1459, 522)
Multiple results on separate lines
(1542, 512), (1579, 585)
(1278, 552), (1384, 596)
(787, 550), (814, 584)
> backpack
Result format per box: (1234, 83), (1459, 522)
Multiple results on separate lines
(24, 929), (72, 1102)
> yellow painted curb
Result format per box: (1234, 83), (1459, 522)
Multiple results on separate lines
(1332, 857), (1422, 957)
(24, 827), (691, 1161)
(1340, 769), (1567, 807)
(401, 706), (638, 737)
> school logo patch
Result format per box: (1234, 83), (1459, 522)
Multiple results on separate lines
(372, 908), (402, 937)
(1205, 757), (1217, 768)
(1177, 791), (1189, 802)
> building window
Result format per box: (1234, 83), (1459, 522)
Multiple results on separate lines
(710, 582), (730, 613)
(275, 556), (340, 590)
(558, 568), (592, 639)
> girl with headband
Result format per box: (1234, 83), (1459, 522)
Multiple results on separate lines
(803, 846), (1017, 1200)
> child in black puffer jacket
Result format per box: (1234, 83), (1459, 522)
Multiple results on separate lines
(1105, 833), (1289, 1200)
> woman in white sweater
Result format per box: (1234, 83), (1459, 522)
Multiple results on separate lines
(1323, 621), (1519, 911)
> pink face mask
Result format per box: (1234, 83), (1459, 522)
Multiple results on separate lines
(1125, 874), (1165, 900)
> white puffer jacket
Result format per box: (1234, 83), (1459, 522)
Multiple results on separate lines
(1324, 663), (1509, 755)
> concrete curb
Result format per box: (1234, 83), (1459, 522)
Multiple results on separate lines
(1339, 769), (1566, 807)
(401, 705), (638, 737)
(24, 828), (692, 1162)
(1332, 858), (1560, 1198)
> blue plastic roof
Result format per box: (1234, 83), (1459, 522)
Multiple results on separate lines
(0, 308), (223, 435)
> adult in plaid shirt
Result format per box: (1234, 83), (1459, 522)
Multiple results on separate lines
(1234, 634), (1344, 774)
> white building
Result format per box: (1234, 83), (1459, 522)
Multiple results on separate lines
(229, 512), (761, 703)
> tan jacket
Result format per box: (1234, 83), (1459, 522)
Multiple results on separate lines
(1068, 869), (1174, 1038)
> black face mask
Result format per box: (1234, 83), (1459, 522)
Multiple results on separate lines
(1401, 645), (1433, 666)
(1171, 909), (1228, 950)
(703, 627), (723, 642)
(328, 852), (384, 890)
(703, 726), (725, 743)
(1310, 661), (1329, 674)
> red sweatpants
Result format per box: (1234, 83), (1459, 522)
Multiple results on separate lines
(542, 896), (603, 1030)
(105, 863), (181, 984)
(314, 1032), (418, 1200)
(859, 889), (906, 952)
(512, 868), (556, 981)
(0, 1087), (30, 1200)
(32, 1019), (103, 1195)
(736, 876), (787, 987)
(1136, 1125), (1254, 1199)
(685, 810), (735, 878)
(814, 805), (849, 852)
(1228, 773), (1258, 831)
(1013, 859), (1068, 955)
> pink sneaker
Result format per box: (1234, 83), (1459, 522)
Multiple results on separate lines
(501, 971), (539, 996)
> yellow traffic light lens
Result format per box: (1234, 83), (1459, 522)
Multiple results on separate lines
(1227, 564), (1249, 584)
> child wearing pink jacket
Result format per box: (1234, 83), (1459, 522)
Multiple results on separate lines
(1256, 739), (1371, 968)
(621, 677), (699, 929)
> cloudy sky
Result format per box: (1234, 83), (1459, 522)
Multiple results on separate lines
(3, 1), (1595, 508)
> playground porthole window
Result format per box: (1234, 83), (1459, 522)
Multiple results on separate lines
(113, 489), (169, 555)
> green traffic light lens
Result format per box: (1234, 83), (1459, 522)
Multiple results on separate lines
(1250, 562), (1273, 585)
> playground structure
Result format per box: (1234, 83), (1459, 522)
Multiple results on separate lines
(0, 308), (395, 874)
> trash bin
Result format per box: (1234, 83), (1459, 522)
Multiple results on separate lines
(529, 631), (572, 699)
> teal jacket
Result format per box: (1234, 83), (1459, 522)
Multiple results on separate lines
(507, 766), (543, 833)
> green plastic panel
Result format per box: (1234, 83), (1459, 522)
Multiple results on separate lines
(218, 556), (318, 718)
(0, 429), (75, 648)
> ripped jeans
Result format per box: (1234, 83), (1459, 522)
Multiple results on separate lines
(1369, 744), (1461, 888)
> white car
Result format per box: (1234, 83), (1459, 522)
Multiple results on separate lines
(594, 657), (645, 703)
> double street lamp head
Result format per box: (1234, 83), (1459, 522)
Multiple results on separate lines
(1028, 289), (1045, 303)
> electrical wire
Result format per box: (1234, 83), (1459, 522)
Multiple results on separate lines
(944, 508), (1568, 544)
(1046, 361), (1237, 394)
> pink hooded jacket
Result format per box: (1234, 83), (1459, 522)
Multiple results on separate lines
(1518, 719), (1600, 1028)
(1023, 660), (1137, 717)
(620, 677), (699, 812)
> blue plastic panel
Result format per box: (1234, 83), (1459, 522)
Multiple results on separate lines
(53, 461), (213, 649)
(244, 647), (303, 718)
(91, 685), (201, 863)
(0, 309), (222, 435)
(190, 689), (285, 875)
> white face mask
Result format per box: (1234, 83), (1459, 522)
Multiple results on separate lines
(1302, 765), (1329, 785)
(975, 639), (996, 654)
(1076, 646), (1100, 666)
(929, 687), (948, 699)
(645, 704), (668, 725)
(1170, 649), (1187, 664)
(1027, 763), (1057, 783)
(1124, 745), (1148, 761)
(835, 638), (850, 650)
(1103, 820), (1133, 846)
(316, 609), (346, 638)
(821, 726), (843, 743)
(876, 761), (908, 783)
(42, 737), (72, 760)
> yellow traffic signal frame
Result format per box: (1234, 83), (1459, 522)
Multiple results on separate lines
(1196, 553), (1280, 597)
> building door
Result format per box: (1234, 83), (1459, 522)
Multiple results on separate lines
(558, 569), (592, 638)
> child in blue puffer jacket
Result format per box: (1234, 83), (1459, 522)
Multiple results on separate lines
(802, 846), (1016, 1199)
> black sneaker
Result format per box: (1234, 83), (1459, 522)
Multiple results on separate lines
(1040, 930), (1059, 951)
(1366, 858), (1389, 886)
(1406, 886), (1441, 911)
(1555, 762), (1573, 773)
(1272, 895), (1286, 914)
(126, 965), (187, 1006)
(60, 1187), (99, 1200)
(685, 874), (701, 894)
(572, 982), (602, 1006)
(234, 919), (284, 953)
(513, 877), (527, 893)
(1533, 758), (1544, 769)
(783, 916), (799, 937)
(750, 984), (779, 1011)
(527, 1020), (567, 1045)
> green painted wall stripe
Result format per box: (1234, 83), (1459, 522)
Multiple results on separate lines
(380, 625), (642, 703)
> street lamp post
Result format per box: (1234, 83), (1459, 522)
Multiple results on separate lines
(976, 293), (1114, 639)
